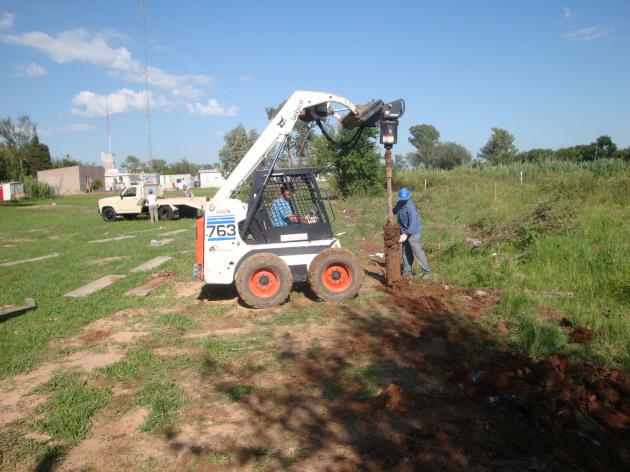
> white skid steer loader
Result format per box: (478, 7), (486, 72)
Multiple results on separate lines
(193, 90), (404, 308)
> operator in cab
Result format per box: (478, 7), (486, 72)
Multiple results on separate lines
(270, 185), (299, 226)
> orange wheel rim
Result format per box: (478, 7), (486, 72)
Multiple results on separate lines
(249, 268), (280, 298)
(322, 263), (352, 292)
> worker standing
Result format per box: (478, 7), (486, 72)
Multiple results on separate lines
(146, 187), (158, 223)
(394, 187), (431, 278)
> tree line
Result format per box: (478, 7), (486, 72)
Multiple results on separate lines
(401, 125), (629, 170)
(218, 103), (629, 198)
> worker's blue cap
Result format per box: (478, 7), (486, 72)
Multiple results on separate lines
(148, 188), (153, 193)
(398, 187), (410, 200)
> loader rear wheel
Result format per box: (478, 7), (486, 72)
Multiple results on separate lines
(308, 248), (363, 302)
(235, 253), (293, 309)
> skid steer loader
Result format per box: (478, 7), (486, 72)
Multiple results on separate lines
(193, 91), (404, 308)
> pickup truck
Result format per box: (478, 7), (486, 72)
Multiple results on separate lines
(98, 183), (206, 222)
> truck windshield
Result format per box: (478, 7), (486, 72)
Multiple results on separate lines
(122, 187), (137, 197)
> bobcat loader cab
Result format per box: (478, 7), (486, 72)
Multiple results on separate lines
(194, 91), (404, 308)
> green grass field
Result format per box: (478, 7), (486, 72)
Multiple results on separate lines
(341, 162), (630, 367)
(0, 164), (628, 470)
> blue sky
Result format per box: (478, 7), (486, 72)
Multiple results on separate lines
(1, 0), (629, 165)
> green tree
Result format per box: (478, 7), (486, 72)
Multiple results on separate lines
(408, 124), (440, 167)
(433, 142), (471, 169)
(123, 155), (142, 171)
(478, 127), (518, 163)
(0, 115), (37, 149)
(22, 134), (52, 174)
(91, 179), (103, 191)
(266, 100), (316, 166)
(394, 153), (410, 172)
(146, 158), (168, 173)
(167, 158), (198, 175)
(315, 126), (383, 197)
(52, 154), (81, 168)
(218, 124), (259, 178)
(0, 115), (52, 177)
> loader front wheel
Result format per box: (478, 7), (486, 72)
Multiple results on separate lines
(235, 253), (293, 309)
(308, 248), (363, 302)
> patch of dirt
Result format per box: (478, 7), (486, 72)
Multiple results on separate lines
(158, 283), (628, 471)
(172, 280), (204, 298)
(58, 407), (171, 472)
(153, 347), (202, 357)
(0, 346), (124, 429)
(80, 330), (111, 345)
(50, 307), (173, 350)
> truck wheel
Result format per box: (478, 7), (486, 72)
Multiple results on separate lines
(235, 253), (293, 309)
(102, 207), (117, 222)
(158, 206), (174, 220)
(307, 248), (363, 302)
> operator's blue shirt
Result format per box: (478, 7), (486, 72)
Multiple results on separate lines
(393, 199), (422, 235)
(270, 197), (293, 226)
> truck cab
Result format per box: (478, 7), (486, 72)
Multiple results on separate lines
(99, 183), (205, 222)
(98, 183), (162, 221)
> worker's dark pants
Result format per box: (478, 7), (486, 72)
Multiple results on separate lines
(402, 233), (430, 276)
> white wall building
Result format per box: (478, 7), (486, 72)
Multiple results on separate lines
(105, 169), (159, 191)
(159, 174), (194, 191)
(198, 169), (225, 188)
(100, 152), (117, 170)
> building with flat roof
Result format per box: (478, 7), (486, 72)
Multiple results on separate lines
(37, 166), (105, 195)
(198, 169), (225, 188)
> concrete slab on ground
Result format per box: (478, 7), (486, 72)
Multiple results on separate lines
(149, 239), (173, 247)
(65, 275), (126, 297)
(161, 229), (188, 236)
(126, 274), (173, 297)
(88, 235), (135, 244)
(0, 252), (59, 267)
(130, 256), (172, 273)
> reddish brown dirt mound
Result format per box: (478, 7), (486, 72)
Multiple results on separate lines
(198, 285), (629, 471)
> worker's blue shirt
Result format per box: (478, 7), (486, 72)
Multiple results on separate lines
(394, 199), (422, 235)
(270, 197), (293, 226)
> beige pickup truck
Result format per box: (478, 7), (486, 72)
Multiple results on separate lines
(98, 183), (205, 222)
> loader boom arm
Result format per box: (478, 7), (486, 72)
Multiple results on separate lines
(211, 91), (359, 204)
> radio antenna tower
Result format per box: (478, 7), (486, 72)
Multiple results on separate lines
(105, 96), (112, 154)
(141, 0), (153, 162)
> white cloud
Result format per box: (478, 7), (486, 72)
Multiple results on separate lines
(71, 88), (170, 117)
(39, 123), (94, 137)
(187, 99), (238, 117)
(565, 26), (609, 41)
(2, 28), (213, 100)
(13, 62), (47, 77)
(0, 12), (15, 30)
(238, 75), (253, 83)
(562, 7), (572, 20)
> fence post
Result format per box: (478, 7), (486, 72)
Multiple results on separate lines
(424, 178), (427, 190)
(520, 170), (523, 185)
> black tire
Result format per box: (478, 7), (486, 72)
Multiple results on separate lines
(307, 248), (363, 302)
(101, 207), (117, 222)
(158, 206), (174, 221)
(235, 253), (293, 309)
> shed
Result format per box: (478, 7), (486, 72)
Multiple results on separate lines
(37, 166), (105, 195)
